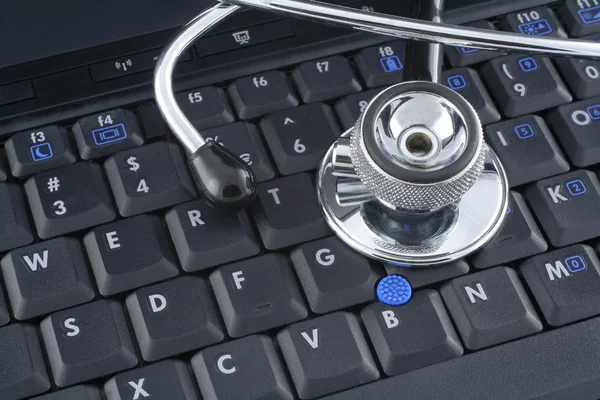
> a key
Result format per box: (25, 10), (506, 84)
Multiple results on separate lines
(0, 323), (50, 400)
(177, 86), (235, 129)
(0, 149), (7, 181)
(209, 253), (308, 337)
(24, 162), (116, 239)
(361, 290), (463, 376)
(560, 0), (600, 37)
(441, 266), (542, 350)
(40, 299), (138, 387)
(522, 244), (600, 326)
(471, 192), (547, 269)
(547, 96), (600, 167)
(500, 7), (567, 38)
(192, 335), (294, 400)
(292, 55), (362, 102)
(5, 125), (77, 177)
(72, 108), (144, 159)
(104, 142), (196, 217)
(126, 276), (224, 361)
(0, 237), (95, 320)
(252, 173), (330, 250)
(335, 89), (382, 130)
(84, 214), (179, 296)
(555, 35), (600, 100)
(525, 169), (600, 246)
(0, 285), (10, 326)
(204, 122), (274, 182)
(277, 311), (379, 399)
(484, 115), (570, 186)
(260, 103), (340, 175)
(384, 260), (469, 288)
(31, 385), (102, 400)
(480, 54), (572, 117)
(165, 199), (260, 272)
(445, 20), (499, 67)
(442, 67), (500, 124)
(0, 183), (33, 252)
(228, 71), (299, 119)
(137, 103), (171, 139)
(354, 41), (405, 88)
(105, 360), (198, 400)
(290, 236), (384, 313)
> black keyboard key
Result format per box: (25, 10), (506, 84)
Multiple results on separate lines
(72, 109), (144, 159)
(25, 162), (116, 239)
(176, 86), (235, 130)
(260, 103), (340, 175)
(165, 199), (260, 272)
(204, 122), (274, 182)
(547, 96), (600, 166)
(522, 244), (600, 326)
(471, 192), (547, 269)
(40, 299), (138, 387)
(292, 55), (362, 102)
(5, 126), (77, 177)
(104, 360), (198, 400)
(192, 335), (294, 400)
(0, 182), (34, 252)
(361, 290), (463, 376)
(335, 89), (382, 130)
(278, 311), (379, 399)
(0, 150), (7, 181)
(31, 385), (102, 400)
(442, 67), (500, 124)
(0, 81), (35, 106)
(137, 103), (170, 139)
(104, 142), (195, 216)
(525, 170), (600, 246)
(290, 236), (384, 313)
(209, 253), (308, 337)
(384, 260), (469, 288)
(0, 323), (50, 399)
(84, 214), (179, 296)
(355, 42), (405, 88)
(500, 7), (567, 38)
(555, 47), (600, 100)
(228, 71), (299, 119)
(126, 276), (224, 361)
(484, 115), (570, 186)
(0, 286), (9, 326)
(441, 266), (542, 350)
(0, 237), (94, 320)
(252, 173), (330, 250)
(560, 0), (600, 37)
(480, 55), (571, 117)
(445, 20), (499, 67)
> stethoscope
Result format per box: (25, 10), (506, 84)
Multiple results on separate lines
(154, 0), (600, 272)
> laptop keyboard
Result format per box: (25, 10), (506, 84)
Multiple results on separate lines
(4, 1), (600, 399)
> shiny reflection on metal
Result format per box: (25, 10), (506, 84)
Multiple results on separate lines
(335, 177), (374, 206)
(331, 135), (356, 178)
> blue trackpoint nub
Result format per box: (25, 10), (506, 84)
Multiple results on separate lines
(377, 275), (412, 306)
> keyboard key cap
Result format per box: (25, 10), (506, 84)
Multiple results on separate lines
(445, 20), (499, 67)
(72, 109), (144, 159)
(5, 126), (77, 177)
(480, 55), (572, 117)
(292, 56), (361, 102)
(40, 299), (138, 387)
(210, 253), (308, 337)
(277, 311), (379, 398)
(559, 0), (600, 37)
(0, 182), (34, 252)
(24, 162), (116, 239)
(260, 103), (340, 175)
(0, 323), (50, 400)
(104, 142), (196, 216)
(471, 192), (547, 269)
(555, 48), (600, 99)
(522, 244), (600, 326)
(177, 86), (235, 129)
(361, 290), (463, 376)
(355, 42), (405, 87)
(335, 89), (382, 130)
(443, 67), (500, 124)
(252, 173), (330, 250)
(500, 7), (567, 38)
(0, 237), (95, 320)
(84, 214), (179, 296)
(384, 260), (469, 288)
(126, 276), (224, 361)
(31, 385), (102, 400)
(484, 115), (570, 186)
(228, 71), (299, 119)
(105, 360), (198, 400)
(441, 266), (542, 350)
(0, 150), (7, 181)
(204, 122), (274, 182)
(166, 199), (260, 272)
(525, 170), (600, 246)
(137, 103), (171, 139)
(0, 286), (10, 326)
(290, 236), (384, 313)
(192, 335), (294, 400)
